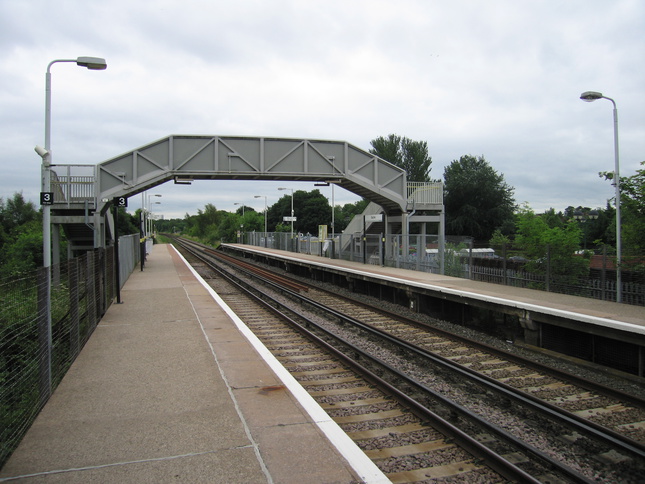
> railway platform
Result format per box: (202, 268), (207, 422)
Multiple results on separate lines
(222, 243), (645, 377)
(0, 244), (387, 483)
(222, 244), (644, 328)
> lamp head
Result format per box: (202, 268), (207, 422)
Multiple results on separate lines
(34, 145), (51, 163)
(580, 91), (603, 102)
(76, 56), (107, 70)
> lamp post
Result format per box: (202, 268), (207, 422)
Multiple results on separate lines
(234, 203), (246, 243)
(234, 202), (245, 217)
(38, 56), (107, 269)
(277, 187), (294, 241)
(34, 56), (107, 397)
(580, 91), (622, 303)
(147, 194), (162, 237)
(573, 209), (599, 250)
(148, 202), (161, 237)
(254, 195), (268, 245)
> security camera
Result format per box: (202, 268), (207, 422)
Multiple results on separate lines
(34, 145), (50, 159)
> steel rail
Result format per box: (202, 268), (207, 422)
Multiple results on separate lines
(319, 288), (645, 409)
(174, 238), (592, 483)
(282, 282), (645, 461)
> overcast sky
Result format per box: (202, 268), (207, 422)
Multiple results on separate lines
(1, 0), (643, 220)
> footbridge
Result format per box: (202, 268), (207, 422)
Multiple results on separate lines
(48, 135), (443, 253)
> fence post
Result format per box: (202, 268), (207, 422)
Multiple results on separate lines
(601, 245), (607, 301)
(86, 253), (96, 330)
(502, 242), (508, 286)
(140, 212), (145, 271)
(468, 239), (474, 280)
(114, 206), (122, 303)
(546, 244), (551, 292)
(69, 257), (80, 359)
(362, 216), (366, 264)
(37, 267), (51, 406)
(98, 249), (105, 317)
(396, 235), (401, 268)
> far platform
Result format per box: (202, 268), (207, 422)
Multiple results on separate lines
(222, 243), (645, 377)
(221, 244), (643, 327)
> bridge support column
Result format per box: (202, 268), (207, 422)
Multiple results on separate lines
(401, 212), (409, 264)
(439, 209), (446, 275)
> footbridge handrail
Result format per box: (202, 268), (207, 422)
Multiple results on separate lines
(407, 181), (443, 206)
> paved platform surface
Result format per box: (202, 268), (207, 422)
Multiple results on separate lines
(1, 244), (381, 483)
(224, 244), (644, 329)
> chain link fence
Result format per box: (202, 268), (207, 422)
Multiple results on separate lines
(245, 232), (643, 306)
(0, 235), (140, 467)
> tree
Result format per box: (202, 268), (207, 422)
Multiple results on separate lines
(115, 207), (139, 236)
(0, 220), (43, 277)
(186, 203), (224, 239)
(0, 193), (41, 276)
(267, 190), (331, 235)
(514, 204), (588, 288)
(0, 193), (38, 235)
(443, 155), (515, 242)
(298, 190), (331, 234)
(336, 199), (369, 232)
(154, 217), (188, 234)
(369, 134), (433, 182)
(616, 161), (645, 255)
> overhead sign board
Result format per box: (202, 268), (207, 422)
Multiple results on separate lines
(365, 214), (383, 222)
(283, 216), (297, 222)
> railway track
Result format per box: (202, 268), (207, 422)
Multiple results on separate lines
(172, 237), (645, 483)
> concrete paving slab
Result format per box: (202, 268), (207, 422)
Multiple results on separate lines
(253, 423), (359, 484)
(2, 449), (265, 484)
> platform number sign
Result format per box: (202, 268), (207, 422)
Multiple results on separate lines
(113, 196), (128, 208)
(40, 192), (54, 205)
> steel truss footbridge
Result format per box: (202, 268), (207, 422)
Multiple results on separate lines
(48, 135), (444, 256)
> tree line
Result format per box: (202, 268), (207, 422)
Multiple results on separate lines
(155, 194), (370, 245)
(1, 136), (643, 277)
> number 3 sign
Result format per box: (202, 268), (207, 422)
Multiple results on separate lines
(40, 192), (53, 205)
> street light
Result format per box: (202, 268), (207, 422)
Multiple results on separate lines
(149, 202), (161, 237)
(234, 202), (245, 217)
(254, 195), (268, 235)
(573, 209), (599, 250)
(234, 203), (246, 243)
(35, 56), (107, 396)
(147, 194), (162, 237)
(314, 180), (340, 238)
(39, 56), (108, 267)
(277, 187), (294, 241)
(580, 91), (622, 302)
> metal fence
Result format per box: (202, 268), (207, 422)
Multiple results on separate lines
(0, 236), (140, 467)
(118, 234), (141, 289)
(245, 232), (643, 306)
